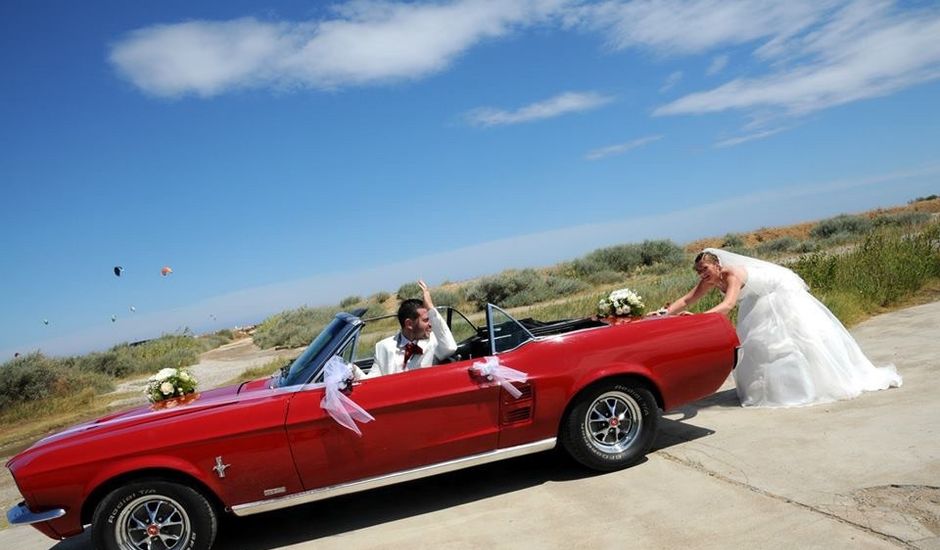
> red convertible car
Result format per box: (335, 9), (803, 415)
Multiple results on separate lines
(6, 304), (739, 550)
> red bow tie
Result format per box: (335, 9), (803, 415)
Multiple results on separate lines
(403, 341), (424, 369)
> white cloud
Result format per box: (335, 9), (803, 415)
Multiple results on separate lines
(659, 70), (683, 92)
(706, 54), (728, 75)
(653, 2), (940, 118)
(714, 127), (789, 148)
(572, 0), (835, 55)
(464, 91), (615, 126)
(585, 135), (662, 160)
(110, 0), (567, 97)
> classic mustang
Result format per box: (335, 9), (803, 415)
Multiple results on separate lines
(6, 304), (739, 550)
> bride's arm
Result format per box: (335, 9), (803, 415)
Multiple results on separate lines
(665, 280), (710, 315)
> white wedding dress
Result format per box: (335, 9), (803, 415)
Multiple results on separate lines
(704, 248), (902, 408)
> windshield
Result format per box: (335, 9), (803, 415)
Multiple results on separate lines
(487, 304), (535, 354)
(278, 318), (348, 387)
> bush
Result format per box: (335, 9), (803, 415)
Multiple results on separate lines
(464, 270), (540, 308)
(796, 240), (821, 253)
(873, 211), (931, 228)
(577, 239), (684, 274)
(199, 330), (235, 350)
(0, 353), (112, 410)
(585, 270), (624, 285)
(794, 223), (940, 308)
(69, 332), (225, 379)
(371, 291), (391, 303)
(582, 244), (643, 272)
(76, 350), (136, 378)
(722, 233), (745, 248)
(253, 305), (342, 349)
(562, 258), (609, 278)
(396, 282), (422, 300)
(639, 239), (685, 266)
(464, 269), (589, 310)
(756, 236), (798, 255)
(431, 289), (462, 307)
(910, 194), (939, 203)
(818, 231), (859, 247)
(340, 295), (362, 308)
(810, 214), (873, 239)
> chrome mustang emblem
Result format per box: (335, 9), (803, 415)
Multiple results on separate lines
(213, 456), (231, 479)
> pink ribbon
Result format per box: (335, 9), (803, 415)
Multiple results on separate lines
(471, 356), (528, 399)
(320, 356), (375, 436)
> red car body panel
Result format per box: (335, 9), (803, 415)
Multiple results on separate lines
(6, 311), (739, 542)
(285, 363), (502, 490)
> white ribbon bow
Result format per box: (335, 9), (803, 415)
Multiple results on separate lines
(471, 356), (529, 399)
(320, 356), (375, 436)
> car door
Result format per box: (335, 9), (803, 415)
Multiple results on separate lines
(285, 342), (501, 491)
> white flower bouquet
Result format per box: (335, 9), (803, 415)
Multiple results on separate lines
(597, 288), (646, 318)
(146, 367), (198, 403)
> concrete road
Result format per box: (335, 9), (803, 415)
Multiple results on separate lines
(3, 301), (938, 549)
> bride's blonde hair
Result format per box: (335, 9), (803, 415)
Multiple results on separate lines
(694, 251), (721, 267)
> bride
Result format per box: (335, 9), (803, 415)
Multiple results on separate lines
(660, 248), (902, 407)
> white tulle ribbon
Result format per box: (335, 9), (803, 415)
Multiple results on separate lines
(471, 356), (528, 399)
(320, 356), (375, 436)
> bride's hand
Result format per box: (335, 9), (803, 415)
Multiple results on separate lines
(678, 311), (694, 316)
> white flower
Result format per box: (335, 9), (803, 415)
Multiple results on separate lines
(180, 372), (190, 381)
(600, 287), (645, 317)
(160, 382), (174, 395)
(155, 368), (177, 380)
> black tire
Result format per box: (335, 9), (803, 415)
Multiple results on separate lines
(560, 382), (660, 471)
(91, 479), (218, 550)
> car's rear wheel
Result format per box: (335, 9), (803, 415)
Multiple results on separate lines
(91, 479), (217, 550)
(560, 382), (660, 471)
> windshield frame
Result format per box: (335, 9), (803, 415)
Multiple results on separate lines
(277, 313), (363, 387)
(485, 303), (536, 355)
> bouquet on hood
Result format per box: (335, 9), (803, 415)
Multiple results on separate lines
(597, 288), (646, 318)
(147, 367), (198, 403)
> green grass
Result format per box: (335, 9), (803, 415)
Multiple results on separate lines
(793, 222), (940, 315)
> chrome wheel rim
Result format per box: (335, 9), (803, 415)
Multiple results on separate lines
(584, 390), (642, 454)
(115, 494), (191, 550)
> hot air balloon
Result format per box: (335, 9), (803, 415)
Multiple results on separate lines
(113, 266), (124, 277)
(161, 266), (173, 277)
(129, 305), (136, 313)
(111, 314), (117, 323)
(42, 319), (49, 326)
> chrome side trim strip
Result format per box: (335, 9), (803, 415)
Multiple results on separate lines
(232, 437), (557, 517)
(6, 501), (67, 526)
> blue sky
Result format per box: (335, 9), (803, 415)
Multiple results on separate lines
(2, 0), (939, 359)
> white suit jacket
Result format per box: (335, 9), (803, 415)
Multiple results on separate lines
(364, 307), (457, 378)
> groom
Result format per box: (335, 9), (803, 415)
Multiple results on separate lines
(358, 280), (457, 378)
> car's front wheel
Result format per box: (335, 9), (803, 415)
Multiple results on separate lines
(91, 479), (217, 550)
(560, 382), (660, 471)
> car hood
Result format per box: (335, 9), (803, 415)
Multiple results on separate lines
(6, 377), (280, 468)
